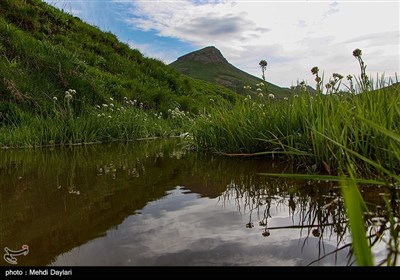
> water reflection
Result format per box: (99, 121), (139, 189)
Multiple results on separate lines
(0, 139), (398, 266)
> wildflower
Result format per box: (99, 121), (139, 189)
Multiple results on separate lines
(353, 48), (362, 58)
(258, 93), (264, 98)
(332, 73), (343, 80)
(256, 88), (262, 92)
(53, 96), (58, 101)
(108, 115), (112, 118)
(259, 59), (268, 81)
(247, 95), (252, 100)
(109, 103), (114, 107)
(110, 97), (114, 101)
(284, 97), (288, 101)
(102, 104), (108, 107)
(294, 94), (299, 98)
(71, 89), (76, 95)
(124, 96), (128, 100)
(97, 114), (101, 117)
(64, 93), (73, 100)
(95, 105), (101, 109)
(311, 66), (319, 75)
(268, 93), (275, 99)
(210, 98), (214, 102)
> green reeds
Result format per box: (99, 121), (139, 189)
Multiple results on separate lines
(191, 79), (400, 177)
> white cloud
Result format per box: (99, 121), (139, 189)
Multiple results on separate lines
(45, 0), (399, 88)
(122, 0), (399, 87)
(123, 1), (398, 87)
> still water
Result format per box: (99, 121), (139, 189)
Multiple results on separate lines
(0, 139), (397, 266)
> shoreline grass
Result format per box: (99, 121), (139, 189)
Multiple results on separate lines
(191, 81), (400, 178)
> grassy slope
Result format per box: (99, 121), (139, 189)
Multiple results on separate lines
(0, 0), (238, 120)
(170, 48), (291, 98)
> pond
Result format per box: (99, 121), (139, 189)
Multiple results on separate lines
(0, 139), (397, 266)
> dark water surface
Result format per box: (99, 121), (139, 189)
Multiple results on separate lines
(0, 140), (396, 266)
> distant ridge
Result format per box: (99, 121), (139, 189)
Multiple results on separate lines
(176, 46), (228, 64)
(170, 46), (291, 98)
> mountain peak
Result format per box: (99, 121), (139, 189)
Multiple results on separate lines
(170, 46), (291, 98)
(176, 46), (228, 64)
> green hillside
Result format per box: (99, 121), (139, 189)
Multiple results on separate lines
(170, 46), (291, 98)
(0, 0), (238, 119)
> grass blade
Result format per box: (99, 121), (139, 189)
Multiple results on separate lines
(341, 176), (374, 266)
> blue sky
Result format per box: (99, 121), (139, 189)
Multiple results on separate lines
(44, 0), (399, 88)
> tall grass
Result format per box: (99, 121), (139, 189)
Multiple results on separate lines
(191, 80), (400, 177)
(0, 94), (193, 148)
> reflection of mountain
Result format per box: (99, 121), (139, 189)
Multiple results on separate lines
(0, 140), (393, 265)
